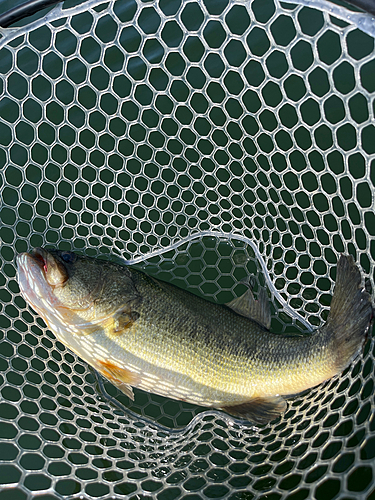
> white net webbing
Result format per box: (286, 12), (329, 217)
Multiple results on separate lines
(0, 0), (374, 498)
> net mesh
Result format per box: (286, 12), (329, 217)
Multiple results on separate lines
(0, 0), (374, 498)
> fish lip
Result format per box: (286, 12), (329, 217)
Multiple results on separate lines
(29, 247), (48, 272)
(30, 247), (69, 287)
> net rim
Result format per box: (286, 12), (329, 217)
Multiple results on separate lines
(0, 0), (375, 49)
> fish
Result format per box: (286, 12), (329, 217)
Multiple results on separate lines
(17, 248), (373, 424)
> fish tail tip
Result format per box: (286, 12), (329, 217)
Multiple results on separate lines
(327, 254), (373, 369)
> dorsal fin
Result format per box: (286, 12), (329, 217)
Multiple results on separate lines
(226, 286), (271, 330)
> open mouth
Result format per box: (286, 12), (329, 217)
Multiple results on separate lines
(30, 247), (48, 273)
(29, 247), (69, 287)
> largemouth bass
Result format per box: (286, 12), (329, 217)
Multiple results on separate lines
(17, 248), (373, 424)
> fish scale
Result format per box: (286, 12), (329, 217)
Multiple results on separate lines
(125, 273), (331, 388)
(17, 248), (372, 424)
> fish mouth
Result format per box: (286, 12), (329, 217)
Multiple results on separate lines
(17, 248), (55, 315)
(28, 247), (68, 287)
(29, 247), (49, 272)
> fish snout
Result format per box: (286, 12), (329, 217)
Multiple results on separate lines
(30, 247), (68, 287)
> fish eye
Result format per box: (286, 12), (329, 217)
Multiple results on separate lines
(60, 251), (75, 263)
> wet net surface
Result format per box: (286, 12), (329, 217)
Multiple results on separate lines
(0, 0), (374, 498)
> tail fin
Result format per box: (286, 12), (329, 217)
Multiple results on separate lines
(327, 255), (373, 370)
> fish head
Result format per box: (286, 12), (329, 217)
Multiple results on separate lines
(17, 247), (109, 336)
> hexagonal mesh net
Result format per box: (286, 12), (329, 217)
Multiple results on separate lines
(0, 0), (374, 498)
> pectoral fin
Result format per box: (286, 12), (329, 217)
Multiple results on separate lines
(220, 396), (287, 424)
(96, 360), (139, 401)
(113, 309), (140, 333)
(226, 286), (271, 330)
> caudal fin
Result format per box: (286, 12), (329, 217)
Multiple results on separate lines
(327, 255), (373, 370)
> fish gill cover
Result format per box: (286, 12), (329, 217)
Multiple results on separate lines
(0, 0), (374, 499)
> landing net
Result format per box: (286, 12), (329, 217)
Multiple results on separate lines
(0, 0), (374, 498)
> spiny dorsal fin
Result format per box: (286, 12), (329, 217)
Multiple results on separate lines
(225, 286), (271, 330)
(220, 396), (287, 424)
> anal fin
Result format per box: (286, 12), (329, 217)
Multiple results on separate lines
(226, 286), (271, 330)
(220, 396), (287, 424)
(96, 360), (139, 401)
